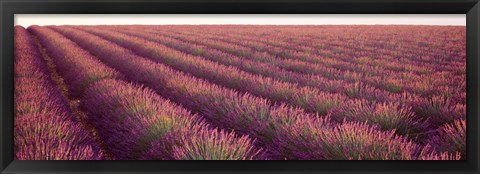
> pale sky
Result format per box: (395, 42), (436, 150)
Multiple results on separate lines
(14, 14), (466, 27)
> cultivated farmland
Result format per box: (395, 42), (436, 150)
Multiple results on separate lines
(14, 25), (466, 160)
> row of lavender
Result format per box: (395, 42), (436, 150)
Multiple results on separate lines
(70, 26), (422, 138)
(109, 27), (408, 104)
(39, 25), (464, 160)
(109, 26), (465, 130)
(133, 25), (465, 133)
(137, 25), (465, 157)
(139, 26), (465, 100)
(15, 27), (464, 159)
(71, 26), (463, 142)
(154, 25), (464, 73)
(14, 26), (102, 160)
(172, 25), (465, 157)
(25, 25), (262, 160)
(168, 26), (466, 104)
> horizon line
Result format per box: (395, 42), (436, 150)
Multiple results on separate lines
(14, 14), (466, 27)
(15, 24), (466, 27)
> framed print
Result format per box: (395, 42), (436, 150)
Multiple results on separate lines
(1, 0), (479, 173)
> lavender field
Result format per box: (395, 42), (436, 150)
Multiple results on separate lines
(14, 25), (466, 160)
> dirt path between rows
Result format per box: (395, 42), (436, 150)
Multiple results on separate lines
(32, 35), (115, 160)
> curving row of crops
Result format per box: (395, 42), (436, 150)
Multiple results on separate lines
(14, 24), (466, 160)
(14, 26), (102, 160)
(26, 26), (263, 160)
(149, 25), (464, 70)
(74, 26), (463, 136)
(76, 27), (420, 135)
(118, 26), (465, 116)
(139, 26), (465, 103)
(109, 26), (398, 103)
(165, 26), (464, 97)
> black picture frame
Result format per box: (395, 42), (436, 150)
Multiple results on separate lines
(1, 0), (479, 173)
